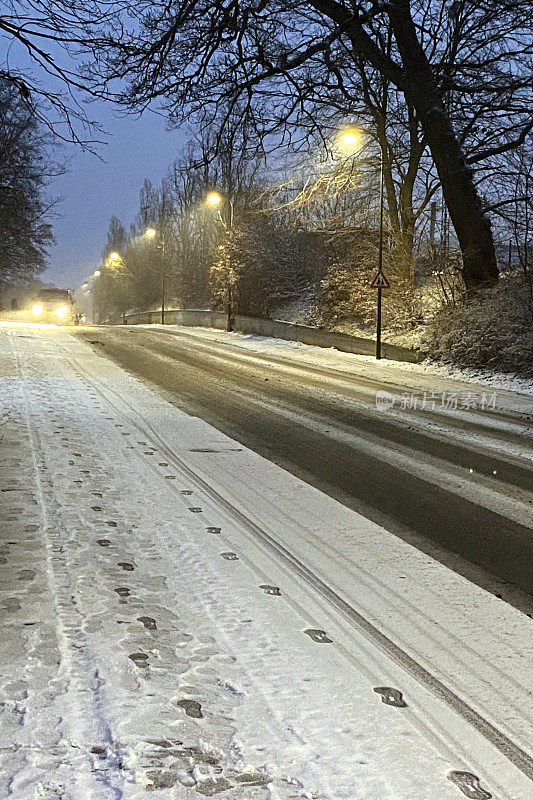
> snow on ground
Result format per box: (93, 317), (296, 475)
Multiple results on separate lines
(144, 324), (533, 399)
(0, 323), (532, 799)
(135, 323), (533, 475)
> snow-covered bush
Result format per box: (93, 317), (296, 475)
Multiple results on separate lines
(426, 272), (533, 376)
(211, 215), (329, 318)
(313, 265), (423, 332)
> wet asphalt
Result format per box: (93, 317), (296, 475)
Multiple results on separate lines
(75, 325), (533, 605)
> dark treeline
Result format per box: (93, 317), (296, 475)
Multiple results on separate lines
(0, 78), (57, 291)
(91, 115), (531, 339)
(1, 0), (531, 361)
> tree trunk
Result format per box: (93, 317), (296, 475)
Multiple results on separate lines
(395, 225), (415, 282)
(410, 98), (497, 290)
(388, 2), (498, 291)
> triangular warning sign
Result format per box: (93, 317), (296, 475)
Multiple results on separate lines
(370, 269), (390, 289)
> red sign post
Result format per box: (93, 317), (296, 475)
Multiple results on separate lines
(370, 269), (390, 359)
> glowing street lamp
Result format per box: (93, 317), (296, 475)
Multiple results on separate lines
(205, 191), (222, 207)
(143, 226), (167, 324)
(85, 271), (101, 322)
(108, 251), (121, 263)
(339, 128), (361, 151)
(205, 190), (237, 331)
(339, 122), (386, 359)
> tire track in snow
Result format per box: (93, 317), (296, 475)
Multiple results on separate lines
(65, 349), (533, 792)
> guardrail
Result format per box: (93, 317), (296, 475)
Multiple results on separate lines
(107, 308), (421, 363)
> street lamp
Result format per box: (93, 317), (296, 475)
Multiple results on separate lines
(204, 190), (233, 227)
(205, 191), (222, 207)
(80, 271), (101, 322)
(205, 190), (236, 331)
(104, 251), (129, 323)
(144, 227), (166, 324)
(339, 123), (386, 359)
(339, 128), (360, 151)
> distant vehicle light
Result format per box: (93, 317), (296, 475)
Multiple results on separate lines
(56, 305), (69, 318)
(32, 304), (43, 316)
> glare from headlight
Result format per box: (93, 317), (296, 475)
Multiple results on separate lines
(56, 305), (69, 318)
(32, 304), (43, 316)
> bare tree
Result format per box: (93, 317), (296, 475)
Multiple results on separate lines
(0, 77), (56, 283)
(0, 0), (118, 144)
(87, 0), (532, 292)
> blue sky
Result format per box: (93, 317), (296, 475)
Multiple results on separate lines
(1, 19), (185, 291)
(43, 103), (186, 290)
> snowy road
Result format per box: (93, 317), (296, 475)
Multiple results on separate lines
(75, 323), (533, 605)
(1, 322), (532, 799)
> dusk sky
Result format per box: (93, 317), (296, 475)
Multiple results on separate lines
(43, 102), (186, 291)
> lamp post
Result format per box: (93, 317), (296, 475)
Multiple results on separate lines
(90, 270), (100, 323)
(105, 252), (130, 323)
(339, 129), (385, 275)
(143, 226), (166, 324)
(339, 126), (387, 359)
(205, 190), (235, 331)
(81, 269), (102, 323)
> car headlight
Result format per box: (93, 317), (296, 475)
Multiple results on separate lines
(32, 304), (43, 316)
(56, 305), (69, 318)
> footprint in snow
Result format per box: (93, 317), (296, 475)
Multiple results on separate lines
(138, 616), (157, 630)
(447, 771), (492, 799)
(114, 587), (130, 597)
(304, 629), (332, 643)
(128, 652), (149, 667)
(373, 687), (407, 708)
(176, 699), (203, 718)
(118, 562), (135, 571)
(17, 569), (36, 581)
(220, 552), (238, 561)
(97, 539), (111, 547)
(259, 585), (281, 596)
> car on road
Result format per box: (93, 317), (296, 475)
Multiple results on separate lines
(28, 288), (74, 324)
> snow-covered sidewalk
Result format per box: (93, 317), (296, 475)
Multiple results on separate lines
(0, 323), (531, 799)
